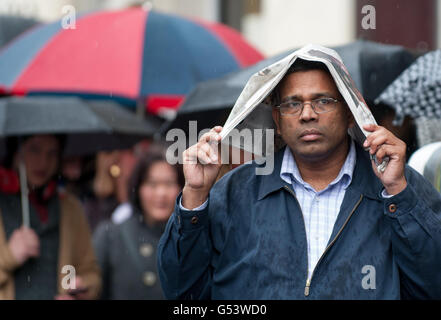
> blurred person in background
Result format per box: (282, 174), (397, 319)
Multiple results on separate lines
(60, 154), (95, 199)
(93, 148), (184, 300)
(0, 134), (101, 300)
(408, 141), (441, 192)
(82, 140), (151, 231)
(81, 150), (122, 232)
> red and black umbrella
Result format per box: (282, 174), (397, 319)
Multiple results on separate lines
(0, 7), (263, 116)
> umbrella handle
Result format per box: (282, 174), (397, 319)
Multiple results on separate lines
(18, 160), (30, 228)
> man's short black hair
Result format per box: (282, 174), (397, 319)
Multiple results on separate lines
(270, 58), (332, 107)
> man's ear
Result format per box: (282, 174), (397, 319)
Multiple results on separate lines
(272, 107), (281, 135)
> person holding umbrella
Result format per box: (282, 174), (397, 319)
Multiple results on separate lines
(0, 134), (101, 300)
(0, 95), (164, 300)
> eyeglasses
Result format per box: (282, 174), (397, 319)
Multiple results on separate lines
(276, 97), (341, 116)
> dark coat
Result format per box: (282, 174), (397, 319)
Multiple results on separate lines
(93, 209), (165, 300)
(158, 143), (441, 299)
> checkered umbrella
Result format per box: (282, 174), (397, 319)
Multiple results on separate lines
(376, 50), (441, 125)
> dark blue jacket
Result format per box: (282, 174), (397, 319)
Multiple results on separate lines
(158, 144), (441, 299)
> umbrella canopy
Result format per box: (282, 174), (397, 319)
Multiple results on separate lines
(376, 49), (441, 123)
(0, 7), (263, 116)
(334, 40), (417, 102)
(0, 96), (162, 156)
(167, 39), (415, 132)
(0, 15), (38, 48)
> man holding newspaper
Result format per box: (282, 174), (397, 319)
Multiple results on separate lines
(158, 45), (441, 299)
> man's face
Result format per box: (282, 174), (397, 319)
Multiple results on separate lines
(272, 69), (354, 162)
(19, 135), (60, 188)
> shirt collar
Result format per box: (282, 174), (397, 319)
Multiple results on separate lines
(280, 139), (357, 191)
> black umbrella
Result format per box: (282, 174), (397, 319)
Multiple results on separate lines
(0, 96), (162, 156)
(0, 15), (38, 48)
(334, 40), (417, 102)
(0, 95), (162, 226)
(166, 39), (416, 133)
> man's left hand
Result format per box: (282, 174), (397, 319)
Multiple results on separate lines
(363, 124), (407, 196)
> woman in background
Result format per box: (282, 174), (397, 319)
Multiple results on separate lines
(93, 149), (183, 299)
(0, 134), (101, 300)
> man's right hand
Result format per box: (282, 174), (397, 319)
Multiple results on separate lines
(8, 226), (40, 266)
(182, 126), (223, 209)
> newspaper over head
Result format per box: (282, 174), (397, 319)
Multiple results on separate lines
(219, 44), (388, 173)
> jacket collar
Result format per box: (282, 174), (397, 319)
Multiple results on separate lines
(257, 141), (383, 201)
(257, 147), (286, 200)
(348, 143), (384, 200)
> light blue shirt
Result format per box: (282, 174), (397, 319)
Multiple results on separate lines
(280, 139), (356, 279)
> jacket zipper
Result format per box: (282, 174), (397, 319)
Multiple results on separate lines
(283, 185), (309, 292)
(284, 185), (363, 297)
(304, 194), (363, 296)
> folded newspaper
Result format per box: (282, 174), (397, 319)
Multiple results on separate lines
(219, 44), (388, 173)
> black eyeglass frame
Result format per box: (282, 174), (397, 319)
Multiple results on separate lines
(275, 97), (342, 116)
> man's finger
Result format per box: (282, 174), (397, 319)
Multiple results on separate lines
(373, 144), (388, 163)
(363, 132), (377, 148)
(363, 125), (389, 147)
(211, 126), (223, 133)
(364, 128), (395, 150)
(198, 142), (218, 162)
(201, 131), (221, 143)
(197, 148), (213, 165)
(183, 146), (200, 165)
(370, 132), (402, 152)
(368, 136), (389, 154)
(374, 144), (404, 164)
(363, 123), (379, 132)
